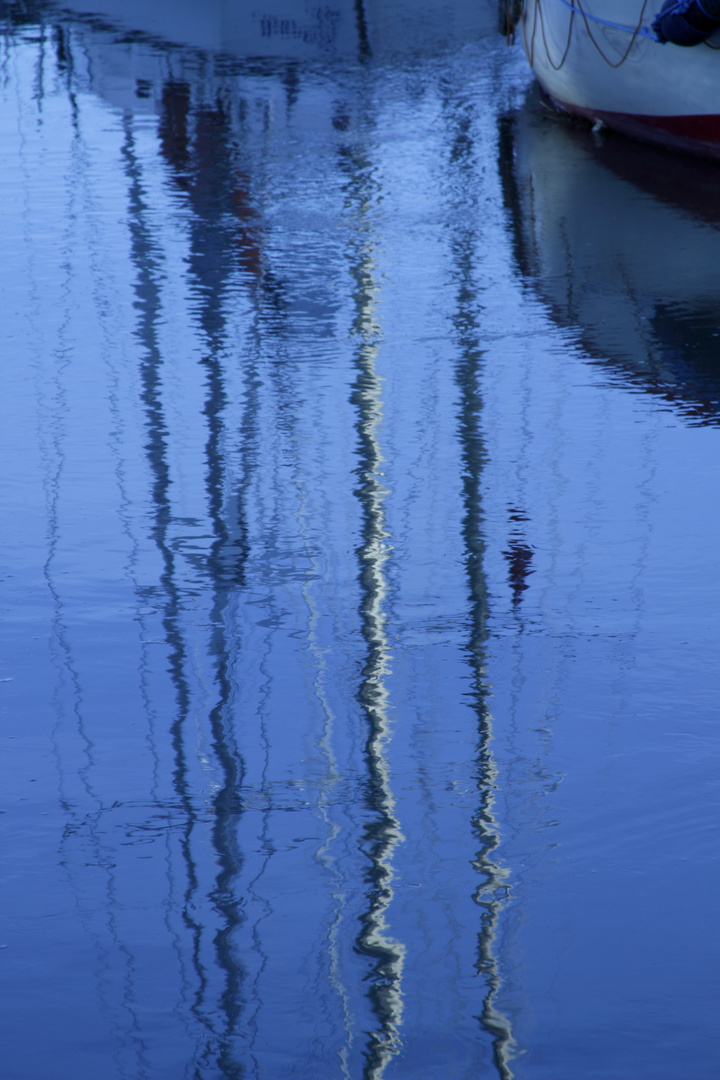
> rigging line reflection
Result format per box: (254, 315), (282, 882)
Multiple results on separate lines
(341, 134), (406, 1078)
(284, 386), (354, 1070)
(455, 272), (515, 1080)
(192, 134), (253, 1080)
(122, 108), (249, 1078)
(244, 633), (275, 1080)
(198, 319), (246, 1078)
(42, 284), (155, 1080)
(120, 107), (206, 1050)
(28, 41), (151, 1074)
(156, 70), (282, 1072)
(443, 98), (516, 1079)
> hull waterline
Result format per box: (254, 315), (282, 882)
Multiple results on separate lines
(521, 0), (720, 158)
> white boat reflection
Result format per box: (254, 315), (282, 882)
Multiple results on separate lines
(57, 0), (496, 60)
(499, 90), (720, 425)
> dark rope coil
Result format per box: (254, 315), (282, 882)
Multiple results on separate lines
(653, 0), (720, 45)
(499, 0), (524, 40)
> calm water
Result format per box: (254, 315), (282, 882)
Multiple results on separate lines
(2, 2), (720, 1078)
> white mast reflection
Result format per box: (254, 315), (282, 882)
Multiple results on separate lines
(440, 87), (517, 1078)
(340, 131), (406, 1078)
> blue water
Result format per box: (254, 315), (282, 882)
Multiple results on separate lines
(2, 2), (720, 1078)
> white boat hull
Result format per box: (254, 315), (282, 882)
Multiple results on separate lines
(520, 0), (720, 157)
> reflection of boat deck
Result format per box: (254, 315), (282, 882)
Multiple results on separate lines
(499, 89), (720, 424)
(59, 0), (359, 57)
(58, 0), (496, 61)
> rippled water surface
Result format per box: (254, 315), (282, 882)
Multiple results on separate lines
(2, 2), (720, 1078)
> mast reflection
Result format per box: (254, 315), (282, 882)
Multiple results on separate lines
(123, 79), (253, 1072)
(456, 283), (515, 1080)
(340, 131), (406, 1076)
(443, 95), (516, 1078)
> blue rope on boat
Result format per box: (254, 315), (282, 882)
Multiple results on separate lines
(556, 0), (660, 41)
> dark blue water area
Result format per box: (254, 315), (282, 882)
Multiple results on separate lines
(2, 1), (720, 1077)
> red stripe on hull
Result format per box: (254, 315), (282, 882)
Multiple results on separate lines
(548, 95), (720, 160)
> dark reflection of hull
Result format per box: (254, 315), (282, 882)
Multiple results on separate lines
(499, 89), (720, 427)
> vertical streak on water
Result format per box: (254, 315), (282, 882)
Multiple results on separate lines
(354, 0), (372, 61)
(290, 411), (354, 1075)
(27, 38), (151, 1075)
(118, 112), (217, 1069)
(130, 85), (257, 1073)
(444, 98), (516, 1079)
(457, 316), (515, 1080)
(191, 109), (251, 1079)
(342, 138), (406, 1078)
